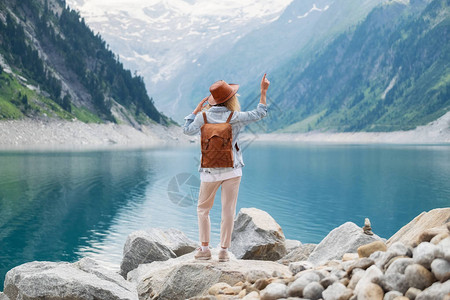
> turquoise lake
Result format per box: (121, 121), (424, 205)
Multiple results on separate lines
(1, 143), (450, 289)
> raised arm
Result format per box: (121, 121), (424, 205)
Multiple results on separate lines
(182, 96), (208, 135)
(235, 73), (270, 126)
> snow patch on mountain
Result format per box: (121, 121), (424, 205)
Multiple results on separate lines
(297, 3), (330, 19)
(65, 0), (293, 87)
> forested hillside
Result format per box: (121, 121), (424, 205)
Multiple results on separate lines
(268, 0), (449, 132)
(0, 0), (170, 125)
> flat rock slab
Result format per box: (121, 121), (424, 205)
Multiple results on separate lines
(4, 257), (138, 300)
(387, 208), (450, 246)
(128, 248), (291, 300)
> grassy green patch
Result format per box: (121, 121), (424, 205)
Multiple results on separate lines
(0, 71), (102, 123)
(431, 68), (450, 91)
(0, 71), (72, 120)
(38, 96), (73, 120)
(0, 98), (23, 118)
(0, 72), (26, 119)
(72, 106), (102, 123)
(0, 72), (74, 120)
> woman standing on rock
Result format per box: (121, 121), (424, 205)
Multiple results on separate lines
(183, 74), (270, 262)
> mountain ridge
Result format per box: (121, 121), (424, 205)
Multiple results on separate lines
(148, 0), (387, 121)
(2, 0), (448, 135)
(65, 0), (292, 85)
(0, 0), (171, 127)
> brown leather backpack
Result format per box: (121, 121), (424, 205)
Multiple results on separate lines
(200, 111), (234, 168)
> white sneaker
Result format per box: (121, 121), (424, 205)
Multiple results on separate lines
(194, 247), (211, 260)
(218, 248), (229, 262)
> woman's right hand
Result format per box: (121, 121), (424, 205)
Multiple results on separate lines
(193, 96), (209, 114)
(261, 73), (270, 93)
(259, 74), (270, 105)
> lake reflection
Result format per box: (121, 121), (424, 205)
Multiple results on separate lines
(0, 144), (449, 289)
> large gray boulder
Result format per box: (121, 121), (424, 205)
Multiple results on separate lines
(128, 248), (291, 300)
(308, 222), (382, 266)
(4, 257), (137, 300)
(120, 228), (197, 277)
(229, 208), (287, 260)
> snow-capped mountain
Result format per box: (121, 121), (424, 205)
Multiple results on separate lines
(152, 0), (383, 120)
(66, 0), (382, 120)
(65, 0), (292, 98)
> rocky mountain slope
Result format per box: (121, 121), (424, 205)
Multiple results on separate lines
(0, 0), (171, 126)
(269, 0), (450, 132)
(171, 0), (385, 120)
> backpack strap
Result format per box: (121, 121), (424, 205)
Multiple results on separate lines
(226, 111), (234, 123)
(202, 112), (208, 124)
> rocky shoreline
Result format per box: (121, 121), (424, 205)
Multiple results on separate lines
(0, 119), (190, 150)
(1, 110), (449, 150)
(1, 207), (449, 300)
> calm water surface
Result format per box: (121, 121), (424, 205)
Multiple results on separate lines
(0, 143), (449, 289)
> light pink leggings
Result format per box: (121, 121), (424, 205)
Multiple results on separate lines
(197, 176), (241, 248)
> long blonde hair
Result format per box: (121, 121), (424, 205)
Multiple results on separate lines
(205, 95), (241, 112)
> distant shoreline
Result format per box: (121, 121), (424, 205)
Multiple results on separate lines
(0, 112), (449, 150)
(253, 111), (450, 145)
